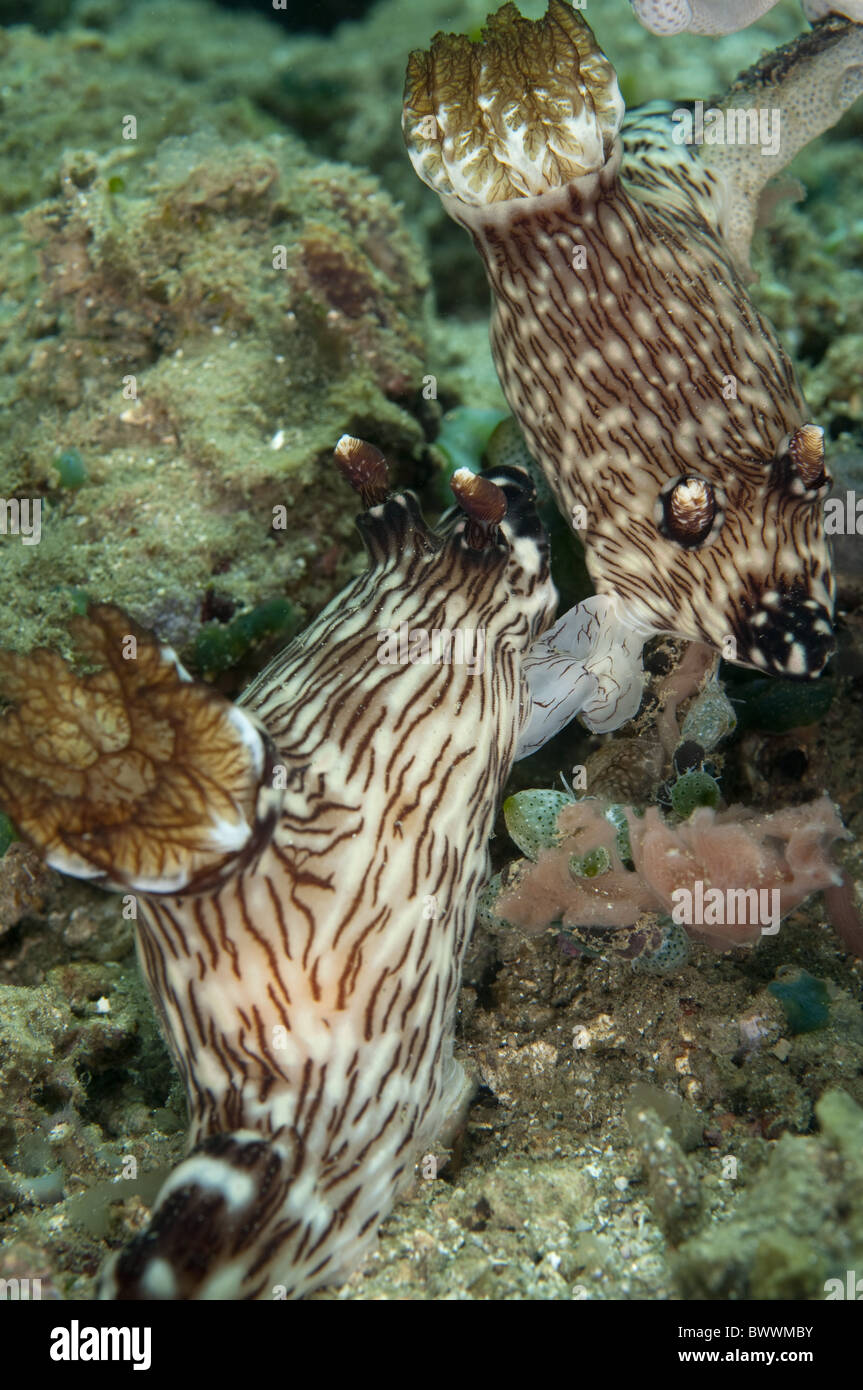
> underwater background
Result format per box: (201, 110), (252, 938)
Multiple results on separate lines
(0, 0), (861, 1300)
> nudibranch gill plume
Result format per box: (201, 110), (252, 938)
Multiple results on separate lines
(403, 2), (863, 677)
(0, 442), (554, 1299)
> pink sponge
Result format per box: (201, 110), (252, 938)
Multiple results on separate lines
(496, 795), (856, 954)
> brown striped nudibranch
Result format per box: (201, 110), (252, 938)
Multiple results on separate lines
(404, 2), (863, 680)
(0, 442), (557, 1299)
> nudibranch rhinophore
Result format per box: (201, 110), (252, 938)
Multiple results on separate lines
(0, 442), (555, 1299)
(404, 2), (863, 681)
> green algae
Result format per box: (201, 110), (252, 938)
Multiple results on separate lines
(53, 447), (86, 489)
(768, 968), (831, 1035)
(0, 814), (17, 857)
(431, 407), (508, 505)
(191, 597), (299, 681)
(0, 3), (294, 215)
(727, 671), (837, 733)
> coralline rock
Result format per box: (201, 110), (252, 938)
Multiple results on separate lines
(0, 963), (179, 1250)
(673, 1088), (863, 1298)
(0, 12), (430, 660)
(626, 1102), (703, 1244)
(0, 843), (57, 935)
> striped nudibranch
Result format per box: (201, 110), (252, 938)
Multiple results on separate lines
(404, 2), (863, 680)
(0, 441), (556, 1299)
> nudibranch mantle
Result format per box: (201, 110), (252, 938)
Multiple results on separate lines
(0, 443), (559, 1299)
(404, 2), (863, 682)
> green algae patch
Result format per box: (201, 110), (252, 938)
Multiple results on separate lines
(729, 673), (836, 734)
(0, 813), (18, 858)
(768, 969), (831, 1035)
(432, 407), (509, 499)
(53, 448), (87, 490)
(191, 598), (300, 681)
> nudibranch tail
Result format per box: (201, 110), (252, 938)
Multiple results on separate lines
(0, 441), (555, 1299)
(0, 604), (278, 894)
(403, 2), (839, 683)
(100, 1130), (299, 1301)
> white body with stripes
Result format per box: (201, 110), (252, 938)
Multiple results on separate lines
(101, 476), (554, 1300)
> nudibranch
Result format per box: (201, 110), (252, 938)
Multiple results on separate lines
(0, 442), (556, 1299)
(404, 2), (863, 683)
